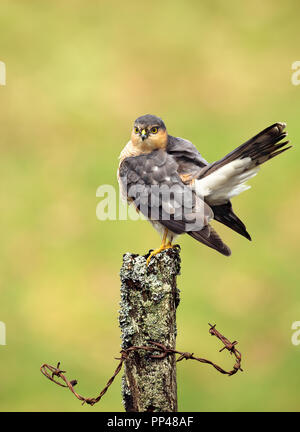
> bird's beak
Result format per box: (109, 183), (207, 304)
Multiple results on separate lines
(141, 129), (148, 141)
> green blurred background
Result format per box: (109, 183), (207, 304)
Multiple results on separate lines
(0, 0), (299, 412)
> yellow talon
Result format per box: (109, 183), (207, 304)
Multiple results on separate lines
(146, 230), (173, 265)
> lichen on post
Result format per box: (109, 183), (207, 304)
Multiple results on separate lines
(119, 246), (181, 412)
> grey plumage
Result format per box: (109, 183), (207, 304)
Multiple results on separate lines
(134, 114), (166, 130)
(119, 149), (213, 233)
(167, 123), (290, 244)
(119, 116), (291, 256)
(167, 135), (208, 179)
(119, 147), (229, 255)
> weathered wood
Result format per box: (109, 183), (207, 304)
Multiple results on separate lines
(119, 246), (181, 412)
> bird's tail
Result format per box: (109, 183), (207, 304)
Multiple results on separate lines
(193, 122), (291, 243)
(211, 201), (251, 241)
(194, 123), (291, 207)
(198, 122), (290, 179)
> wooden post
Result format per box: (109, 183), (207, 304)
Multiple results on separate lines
(119, 246), (181, 412)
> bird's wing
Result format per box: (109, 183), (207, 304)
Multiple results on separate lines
(119, 149), (231, 256)
(166, 135), (251, 240)
(194, 122), (291, 205)
(119, 149), (211, 232)
(166, 135), (208, 182)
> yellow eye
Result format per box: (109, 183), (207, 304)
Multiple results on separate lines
(134, 127), (139, 134)
(151, 127), (158, 134)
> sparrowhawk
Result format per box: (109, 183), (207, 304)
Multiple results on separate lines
(118, 114), (290, 264)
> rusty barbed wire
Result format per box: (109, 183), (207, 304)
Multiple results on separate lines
(40, 324), (243, 406)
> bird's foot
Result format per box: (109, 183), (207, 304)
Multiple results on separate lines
(146, 243), (173, 266)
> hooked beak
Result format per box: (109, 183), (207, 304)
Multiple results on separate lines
(141, 129), (148, 141)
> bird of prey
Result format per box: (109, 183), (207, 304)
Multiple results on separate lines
(118, 114), (290, 264)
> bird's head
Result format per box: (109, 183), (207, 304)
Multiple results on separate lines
(131, 114), (168, 153)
